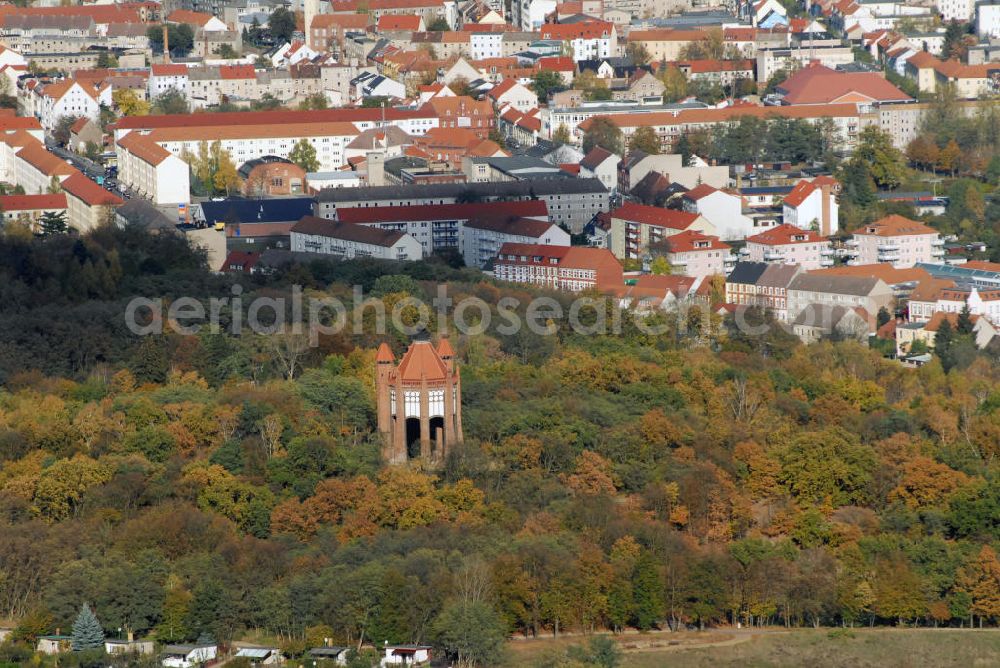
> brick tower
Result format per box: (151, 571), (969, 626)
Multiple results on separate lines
(376, 333), (463, 465)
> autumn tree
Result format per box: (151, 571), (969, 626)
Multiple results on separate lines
(629, 126), (662, 155)
(112, 89), (150, 117)
(288, 138), (320, 173)
(582, 117), (624, 155)
(958, 545), (1000, 627)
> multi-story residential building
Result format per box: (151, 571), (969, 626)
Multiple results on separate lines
(493, 243), (624, 292)
(904, 51), (997, 98)
(743, 224), (833, 270)
(782, 176), (840, 235)
(116, 132), (191, 205)
(579, 146), (619, 193)
(14, 140), (76, 195)
(680, 184), (760, 241)
(576, 103), (868, 154)
(485, 79), (538, 113)
(26, 79), (104, 132)
(655, 230), (733, 279)
(626, 29), (710, 62)
(540, 21), (617, 61)
(61, 171), (123, 231)
(147, 63), (189, 100)
(0, 193), (67, 232)
(786, 273), (894, 323)
(290, 215), (423, 261)
(461, 215), (569, 269)
(676, 58), (755, 85)
(618, 151), (728, 193)
(607, 202), (714, 260)
(848, 214), (943, 268)
(978, 1), (1000, 39)
(315, 179), (610, 234)
(333, 200), (550, 255)
(724, 261), (804, 322)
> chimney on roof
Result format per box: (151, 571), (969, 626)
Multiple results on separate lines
(162, 25), (170, 64)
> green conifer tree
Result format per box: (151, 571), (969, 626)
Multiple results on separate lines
(71, 603), (105, 651)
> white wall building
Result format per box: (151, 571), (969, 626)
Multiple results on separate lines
(291, 216), (423, 261)
(147, 63), (190, 99)
(782, 176), (840, 236)
(461, 215), (569, 269)
(849, 214), (943, 268)
(659, 230), (733, 279)
(681, 184), (763, 241)
(116, 132), (191, 205)
(743, 224), (833, 270)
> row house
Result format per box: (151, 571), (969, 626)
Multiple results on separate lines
(725, 261), (804, 322)
(626, 29), (712, 62)
(608, 202), (714, 260)
(493, 243), (624, 292)
(14, 139), (76, 195)
(326, 0), (453, 28)
(496, 105), (541, 146)
(847, 214), (943, 269)
(308, 14), (371, 54)
(897, 311), (997, 357)
(0, 114), (45, 182)
(610, 70), (666, 102)
(909, 284), (1000, 327)
(147, 63), (189, 99)
(742, 223), (833, 270)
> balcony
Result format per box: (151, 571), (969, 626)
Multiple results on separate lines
(738, 247), (750, 256)
(931, 248), (945, 257)
(932, 238), (944, 247)
(764, 251), (784, 261)
(844, 239), (859, 248)
(820, 248), (835, 256)
(877, 243), (900, 252)
(820, 258), (834, 267)
(877, 252), (900, 263)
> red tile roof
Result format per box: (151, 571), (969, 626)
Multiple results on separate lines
(0, 193), (66, 211)
(856, 214), (937, 237)
(377, 14), (422, 31)
(579, 102), (862, 131)
(117, 132), (172, 166)
(776, 63), (911, 104)
(395, 339), (450, 382)
(166, 9), (216, 26)
(61, 172), (123, 206)
(541, 20), (615, 40)
(151, 64), (188, 76)
(114, 107), (435, 132)
(746, 223), (827, 246)
(611, 202), (700, 230)
(662, 229), (729, 253)
(16, 142), (77, 177)
(682, 183), (719, 201)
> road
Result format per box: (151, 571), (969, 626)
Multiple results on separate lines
(45, 141), (137, 200)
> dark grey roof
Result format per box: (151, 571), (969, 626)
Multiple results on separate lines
(163, 644), (216, 654)
(238, 155), (293, 179)
(788, 274), (882, 296)
(291, 215), (407, 247)
(462, 216), (555, 236)
(470, 156), (572, 178)
(200, 197), (313, 224)
(116, 199), (176, 231)
(315, 178), (608, 203)
(726, 261), (770, 285)
(758, 263), (802, 288)
(309, 647), (349, 657)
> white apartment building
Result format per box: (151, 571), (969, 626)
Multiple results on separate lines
(461, 215), (569, 269)
(470, 32), (503, 60)
(782, 176), (840, 236)
(130, 122), (360, 175)
(290, 216), (423, 261)
(116, 132), (191, 205)
(28, 80), (104, 132)
(680, 184), (760, 241)
(743, 224), (833, 271)
(848, 214), (943, 268)
(147, 63), (190, 99)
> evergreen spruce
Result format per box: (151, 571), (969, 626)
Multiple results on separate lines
(71, 603), (105, 651)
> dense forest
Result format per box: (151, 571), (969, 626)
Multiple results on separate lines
(3, 227), (1000, 668)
